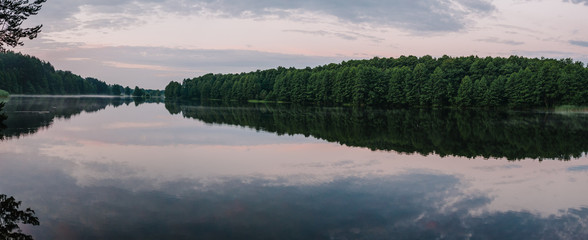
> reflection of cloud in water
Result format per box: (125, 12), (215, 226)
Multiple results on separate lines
(473, 164), (523, 171)
(102, 122), (168, 129)
(29, 136), (588, 217)
(2, 152), (588, 239)
(567, 165), (588, 172)
(292, 159), (380, 169)
(63, 126), (87, 132)
(16, 172), (588, 238)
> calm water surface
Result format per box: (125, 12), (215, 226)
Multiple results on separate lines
(1, 96), (587, 239)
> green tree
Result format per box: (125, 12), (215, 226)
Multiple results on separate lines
(124, 86), (132, 96)
(430, 67), (447, 107)
(455, 76), (474, 107)
(387, 67), (410, 106)
(164, 81), (181, 99)
(132, 86), (145, 97)
(0, 0), (47, 51)
(420, 72), (434, 106)
(333, 67), (353, 104)
(111, 84), (123, 96)
(473, 76), (489, 106)
(484, 76), (506, 107)
(469, 58), (486, 81)
(534, 61), (558, 107)
(352, 66), (368, 105)
(364, 66), (386, 105)
(408, 63), (426, 106)
(0, 194), (40, 240)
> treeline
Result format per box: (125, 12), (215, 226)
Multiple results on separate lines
(165, 55), (588, 108)
(0, 51), (157, 96)
(166, 102), (588, 160)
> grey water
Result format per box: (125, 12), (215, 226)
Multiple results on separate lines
(1, 95), (587, 240)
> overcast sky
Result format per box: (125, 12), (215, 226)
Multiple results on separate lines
(14, 0), (588, 89)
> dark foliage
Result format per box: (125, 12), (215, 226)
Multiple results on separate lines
(0, 51), (137, 95)
(0, 194), (39, 240)
(0, 0), (46, 51)
(166, 55), (588, 108)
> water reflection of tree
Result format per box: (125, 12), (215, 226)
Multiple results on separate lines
(0, 194), (39, 240)
(167, 101), (588, 160)
(0, 102), (6, 122)
(0, 102), (7, 139)
(0, 96), (162, 140)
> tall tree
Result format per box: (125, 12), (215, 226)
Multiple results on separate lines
(409, 63), (426, 106)
(124, 86), (132, 96)
(132, 86), (145, 97)
(430, 67), (447, 107)
(0, 0), (47, 51)
(455, 76), (474, 107)
(387, 67), (410, 106)
(164, 81), (181, 99)
(111, 84), (123, 96)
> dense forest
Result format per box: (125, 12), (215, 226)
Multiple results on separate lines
(0, 51), (160, 96)
(166, 102), (588, 160)
(165, 55), (588, 108)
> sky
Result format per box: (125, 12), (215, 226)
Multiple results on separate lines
(13, 0), (588, 89)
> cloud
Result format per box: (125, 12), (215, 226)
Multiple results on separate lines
(3, 153), (588, 240)
(80, 16), (147, 31)
(102, 61), (194, 72)
(283, 29), (384, 43)
(564, 0), (588, 5)
(103, 122), (168, 129)
(477, 37), (524, 45)
(568, 165), (588, 172)
(33, 0), (495, 33)
(198, 0), (495, 32)
(28, 0), (165, 32)
(22, 42), (345, 89)
(570, 40), (588, 47)
(494, 24), (542, 35)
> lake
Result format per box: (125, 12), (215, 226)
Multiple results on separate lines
(1, 95), (588, 240)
